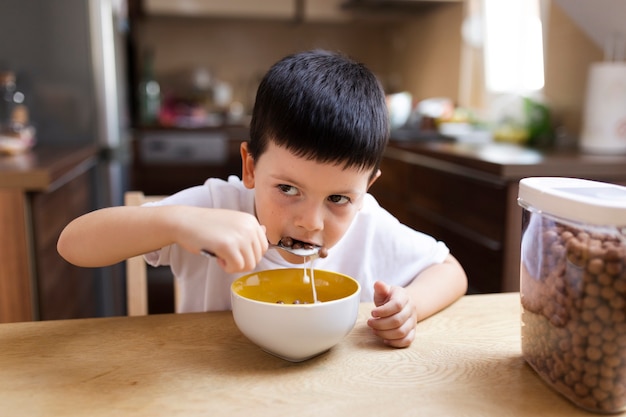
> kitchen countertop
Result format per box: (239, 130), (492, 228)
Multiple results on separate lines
(3, 293), (620, 416)
(375, 139), (626, 293)
(0, 145), (100, 191)
(387, 140), (626, 182)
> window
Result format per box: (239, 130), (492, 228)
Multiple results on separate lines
(484, 0), (544, 93)
(459, 0), (547, 108)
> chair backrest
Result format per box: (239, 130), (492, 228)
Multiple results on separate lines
(124, 191), (169, 316)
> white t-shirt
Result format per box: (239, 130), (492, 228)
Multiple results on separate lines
(145, 176), (450, 313)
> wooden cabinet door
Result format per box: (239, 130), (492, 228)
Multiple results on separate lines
(30, 168), (99, 320)
(0, 190), (34, 322)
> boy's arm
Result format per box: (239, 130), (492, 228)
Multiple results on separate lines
(57, 205), (268, 273)
(403, 254), (468, 322)
(57, 205), (180, 267)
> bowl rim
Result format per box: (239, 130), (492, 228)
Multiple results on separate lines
(231, 268), (361, 307)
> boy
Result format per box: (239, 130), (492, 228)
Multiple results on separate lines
(58, 50), (467, 348)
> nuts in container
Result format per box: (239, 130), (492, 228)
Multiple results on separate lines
(518, 177), (626, 414)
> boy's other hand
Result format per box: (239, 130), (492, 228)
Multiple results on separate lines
(367, 281), (418, 348)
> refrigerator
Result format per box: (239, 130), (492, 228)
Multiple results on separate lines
(0, 0), (132, 316)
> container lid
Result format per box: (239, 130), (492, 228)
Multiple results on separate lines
(518, 177), (626, 225)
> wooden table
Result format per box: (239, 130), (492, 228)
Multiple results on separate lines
(2, 293), (622, 416)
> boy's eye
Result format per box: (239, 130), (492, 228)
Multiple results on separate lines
(277, 184), (298, 196)
(328, 195), (350, 205)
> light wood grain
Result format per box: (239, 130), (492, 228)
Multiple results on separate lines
(0, 189), (33, 322)
(1, 293), (622, 416)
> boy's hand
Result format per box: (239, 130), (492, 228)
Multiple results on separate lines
(367, 281), (418, 348)
(171, 207), (268, 273)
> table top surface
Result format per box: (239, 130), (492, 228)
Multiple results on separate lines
(2, 292), (621, 417)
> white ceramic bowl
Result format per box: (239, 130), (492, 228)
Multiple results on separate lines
(231, 268), (361, 362)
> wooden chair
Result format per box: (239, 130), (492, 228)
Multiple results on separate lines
(124, 191), (171, 316)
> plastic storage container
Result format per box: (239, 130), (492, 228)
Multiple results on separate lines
(518, 177), (626, 413)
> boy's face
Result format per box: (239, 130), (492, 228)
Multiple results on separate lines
(241, 140), (380, 264)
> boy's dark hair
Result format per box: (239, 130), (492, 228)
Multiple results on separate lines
(248, 49), (389, 176)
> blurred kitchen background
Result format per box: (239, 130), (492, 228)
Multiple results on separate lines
(1, 0), (625, 322)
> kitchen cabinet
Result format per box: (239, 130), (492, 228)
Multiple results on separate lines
(0, 146), (122, 322)
(143, 0), (296, 19)
(369, 141), (626, 294)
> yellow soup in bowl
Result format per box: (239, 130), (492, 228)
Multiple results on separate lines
(231, 268), (361, 362)
(232, 268), (359, 304)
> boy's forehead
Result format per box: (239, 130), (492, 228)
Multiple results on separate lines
(264, 141), (365, 169)
(259, 142), (372, 189)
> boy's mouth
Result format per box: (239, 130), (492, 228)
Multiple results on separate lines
(278, 236), (319, 249)
(277, 236), (328, 259)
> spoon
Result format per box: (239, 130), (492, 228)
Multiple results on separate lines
(271, 241), (322, 258)
(200, 240), (323, 259)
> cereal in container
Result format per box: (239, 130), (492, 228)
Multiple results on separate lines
(518, 177), (626, 413)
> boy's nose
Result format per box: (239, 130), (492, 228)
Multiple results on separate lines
(295, 203), (324, 232)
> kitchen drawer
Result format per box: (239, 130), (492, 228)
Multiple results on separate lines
(370, 155), (411, 224)
(407, 207), (503, 293)
(408, 164), (507, 244)
(369, 145), (511, 293)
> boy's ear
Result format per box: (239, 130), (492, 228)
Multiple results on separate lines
(367, 169), (382, 190)
(240, 142), (255, 189)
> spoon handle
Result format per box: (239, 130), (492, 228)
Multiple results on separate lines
(200, 243), (321, 259)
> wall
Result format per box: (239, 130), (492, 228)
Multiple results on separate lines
(543, 1), (602, 139)
(133, 4), (465, 113)
(133, 1), (598, 139)
(136, 17), (396, 113)
(387, 4), (464, 102)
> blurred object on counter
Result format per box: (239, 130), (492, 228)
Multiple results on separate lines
(398, 97), (454, 135)
(438, 123), (491, 144)
(388, 96), (455, 142)
(490, 93), (552, 147)
(437, 106), (492, 144)
(0, 126), (35, 156)
(580, 61), (626, 154)
(390, 127), (453, 142)
(138, 49), (161, 126)
(158, 67), (235, 128)
(138, 50), (161, 126)
(388, 97), (489, 143)
(416, 97), (455, 129)
(0, 71), (35, 155)
(227, 101), (246, 125)
(490, 94), (528, 144)
(386, 91), (412, 129)
(524, 96), (552, 147)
